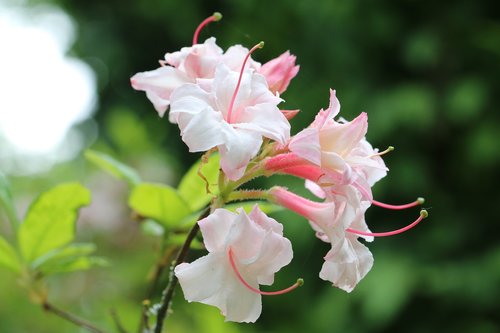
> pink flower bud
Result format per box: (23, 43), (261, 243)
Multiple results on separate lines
(259, 51), (299, 94)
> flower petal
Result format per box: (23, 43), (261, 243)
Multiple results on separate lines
(175, 253), (262, 323)
(170, 84), (227, 152)
(319, 112), (368, 157)
(289, 127), (322, 165)
(218, 128), (262, 180)
(234, 102), (290, 144)
(199, 209), (238, 253)
(130, 66), (191, 117)
(319, 235), (373, 292)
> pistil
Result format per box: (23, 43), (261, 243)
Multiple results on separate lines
(226, 42), (264, 123)
(192, 12), (222, 45)
(347, 210), (428, 237)
(228, 248), (303, 296)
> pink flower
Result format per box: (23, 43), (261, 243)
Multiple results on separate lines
(289, 90), (369, 183)
(320, 233), (373, 293)
(130, 38), (220, 117)
(268, 186), (373, 292)
(131, 38), (261, 117)
(266, 89), (388, 198)
(170, 64), (290, 180)
(174, 206), (293, 323)
(259, 51), (299, 94)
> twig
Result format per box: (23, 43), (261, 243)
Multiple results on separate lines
(153, 208), (209, 333)
(140, 300), (151, 332)
(43, 301), (106, 333)
(110, 308), (128, 333)
(137, 242), (177, 333)
(146, 246), (177, 300)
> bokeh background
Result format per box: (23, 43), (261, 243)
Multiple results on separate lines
(1, 0), (499, 332)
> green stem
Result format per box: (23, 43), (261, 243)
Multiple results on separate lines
(153, 207), (210, 333)
(227, 189), (269, 202)
(43, 301), (106, 333)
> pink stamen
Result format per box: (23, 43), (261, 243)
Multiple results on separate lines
(226, 41), (264, 123)
(192, 12), (222, 45)
(347, 210), (428, 237)
(228, 248), (303, 296)
(372, 197), (425, 210)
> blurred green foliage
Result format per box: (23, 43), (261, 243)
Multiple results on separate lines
(0, 0), (499, 332)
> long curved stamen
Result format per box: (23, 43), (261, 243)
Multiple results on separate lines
(372, 197), (425, 210)
(192, 12), (222, 45)
(228, 248), (303, 296)
(370, 146), (394, 158)
(347, 210), (428, 237)
(226, 41), (264, 124)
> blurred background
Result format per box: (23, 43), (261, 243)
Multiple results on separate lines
(0, 0), (499, 332)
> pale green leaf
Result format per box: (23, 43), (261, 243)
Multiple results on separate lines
(0, 172), (19, 227)
(85, 149), (141, 186)
(129, 183), (191, 228)
(0, 236), (21, 273)
(32, 243), (96, 270)
(168, 233), (204, 250)
(40, 256), (108, 275)
(178, 154), (220, 211)
(140, 219), (164, 237)
(18, 183), (91, 263)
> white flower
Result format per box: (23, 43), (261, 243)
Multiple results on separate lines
(170, 64), (290, 180)
(174, 206), (293, 323)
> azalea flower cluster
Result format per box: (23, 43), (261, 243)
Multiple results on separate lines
(131, 13), (427, 323)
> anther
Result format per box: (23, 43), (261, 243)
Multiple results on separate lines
(347, 209), (428, 237)
(372, 197), (425, 210)
(228, 248), (303, 296)
(192, 12), (223, 45)
(370, 146), (394, 158)
(226, 42), (264, 124)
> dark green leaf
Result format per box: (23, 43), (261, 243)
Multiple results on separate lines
(18, 183), (91, 263)
(85, 149), (141, 186)
(129, 183), (191, 228)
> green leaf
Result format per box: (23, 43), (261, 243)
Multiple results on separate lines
(168, 233), (204, 250)
(85, 149), (141, 186)
(129, 183), (191, 228)
(0, 236), (21, 273)
(40, 256), (108, 275)
(32, 243), (96, 270)
(178, 154), (220, 211)
(0, 172), (19, 228)
(18, 183), (91, 263)
(140, 219), (165, 237)
(33, 243), (106, 275)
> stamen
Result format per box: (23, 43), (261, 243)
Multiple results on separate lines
(192, 12), (222, 45)
(226, 41), (265, 124)
(372, 197), (425, 210)
(228, 248), (303, 296)
(370, 146), (394, 158)
(347, 210), (428, 237)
